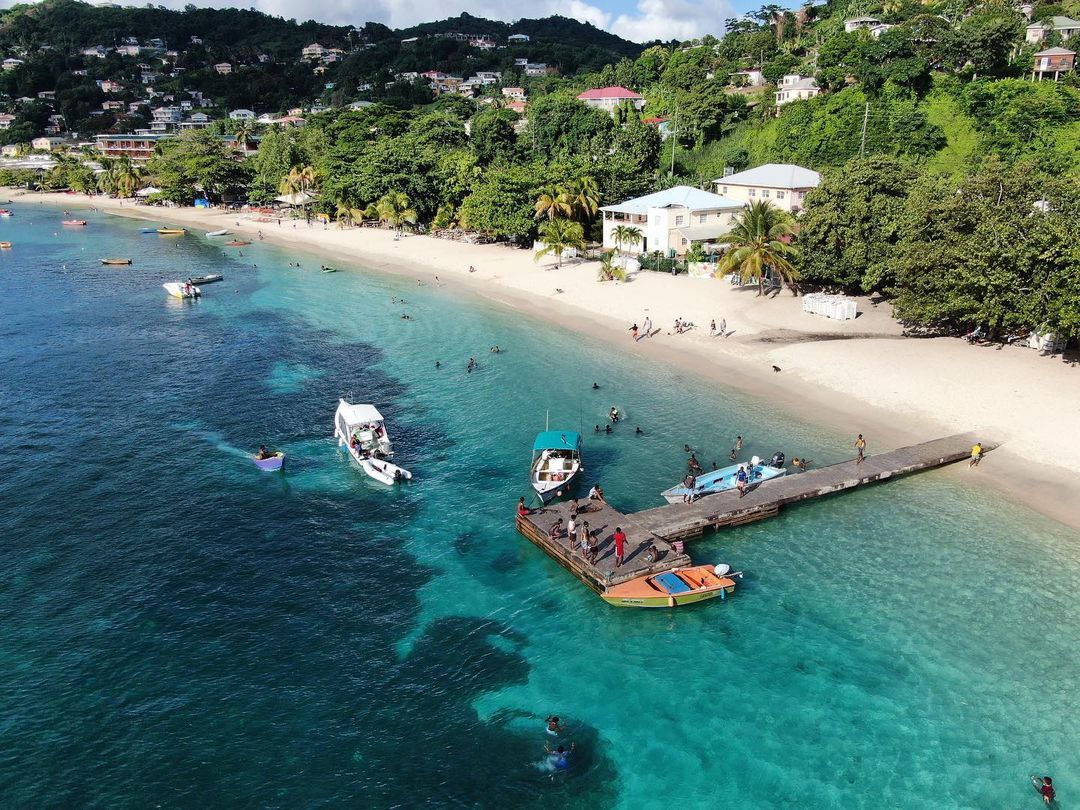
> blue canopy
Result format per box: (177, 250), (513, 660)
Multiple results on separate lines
(532, 430), (582, 452)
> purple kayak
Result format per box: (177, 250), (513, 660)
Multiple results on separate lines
(253, 452), (285, 471)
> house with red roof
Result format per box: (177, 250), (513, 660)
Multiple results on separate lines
(577, 86), (645, 114)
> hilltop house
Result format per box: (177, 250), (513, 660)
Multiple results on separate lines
(731, 68), (765, 86)
(214, 62), (232, 75)
(180, 112), (211, 129)
(1026, 16), (1080, 43)
(150, 106), (182, 132)
(81, 45), (108, 58)
(844, 16), (880, 33)
(713, 163), (821, 214)
(302, 43), (326, 60)
(95, 133), (170, 162)
(775, 74), (821, 107)
(600, 186), (744, 257)
(502, 87), (526, 100)
(228, 109), (255, 121)
(102, 100), (125, 111)
(578, 86), (646, 114)
(1032, 47), (1076, 80)
(508, 33), (530, 43)
(2, 58), (25, 71)
(869, 23), (895, 38)
(524, 63), (550, 76)
(98, 80), (122, 93)
(0, 113), (16, 130)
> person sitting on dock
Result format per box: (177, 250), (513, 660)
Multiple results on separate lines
(644, 543), (661, 563)
(588, 484), (605, 503)
(517, 497), (531, 517)
(549, 518), (563, 540)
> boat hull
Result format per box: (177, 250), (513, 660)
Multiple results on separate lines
(601, 566), (737, 608)
(601, 583), (734, 608)
(662, 463), (787, 503)
(205, 230), (228, 237)
(163, 282), (201, 299)
(100, 259), (131, 265)
(531, 468), (580, 502)
(253, 452), (285, 471)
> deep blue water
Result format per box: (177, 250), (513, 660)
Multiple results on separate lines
(1, 203), (1078, 808)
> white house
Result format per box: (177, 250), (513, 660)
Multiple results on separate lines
(844, 16), (880, 33)
(524, 62), (549, 77)
(502, 86), (526, 100)
(1026, 16), (1080, 43)
(31, 136), (66, 151)
(214, 62), (232, 75)
(775, 74), (821, 107)
(731, 68), (765, 86)
(180, 112), (212, 129)
(81, 45), (108, 58)
(302, 43), (326, 60)
(869, 23), (895, 39)
(508, 33), (530, 43)
(0, 113), (16, 130)
(577, 86), (645, 114)
(228, 108), (255, 121)
(600, 186), (744, 257)
(2, 58), (25, 71)
(713, 163), (821, 213)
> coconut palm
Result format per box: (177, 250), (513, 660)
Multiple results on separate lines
(112, 156), (144, 198)
(534, 184), (571, 221)
(232, 120), (255, 152)
(376, 190), (417, 233)
(335, 201), (368, 227)
(611, 224), (643, 269)
(279, 164), (316, 196)
(534, 218), (585, 269)
(715, 200), (800, 295)
(563, 175), (600, 222)
(596, 250), (627, 282)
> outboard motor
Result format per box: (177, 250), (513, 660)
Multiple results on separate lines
(769, 451), (786, 469)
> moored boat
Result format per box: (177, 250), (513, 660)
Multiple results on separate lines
(100, 258), (132, 265)
(188, 273), (224, 285)
(163, 281), (201, 299)
(225, 240), (250, 246)
(0, 209), (13, 217)
(321, 265), (338, 273)
(140, 227), (158, 233)
(62, 219), (88, 226)
(205, 229), (229, 237)
(0, 241), (11, 249)
(333, 399), (412, 485)
(661, 453), (787, 504)
(157, 227), (186, 235)
(253, 451), (285, 471)
(530, 430), (583, 503)
(602, 564), (740, 608)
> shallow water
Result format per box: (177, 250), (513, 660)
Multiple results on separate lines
(1, 205), (1077, 807)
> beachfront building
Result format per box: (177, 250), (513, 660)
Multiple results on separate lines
(775, 74), (821, 107)
(1032, 48), (1076, 80)
(31, 136), (66, 151)
(713, 163), (821, 214)
(1026, 16), (1080, 43)
(578, 86), (646, 114)
(600, 186), (743, 257)
(95, 133), (170, 162)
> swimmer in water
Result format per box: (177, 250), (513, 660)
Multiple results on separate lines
(546, 742), (574, 770)
(592, 382), (600, 390)
(545, 715), (564, 735)
(636, 426), (643, 435)
(435, 360), (441, 368)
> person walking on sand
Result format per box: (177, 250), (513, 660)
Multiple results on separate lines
(969, 442), (983, 468)
(629, 323), (639, 341)
(855, 434), (866, 464)
(642, 316), (652, 336)
(612, 526), (627, 568)
(710, 319), (716, 336)
(720, 318), (727, 337)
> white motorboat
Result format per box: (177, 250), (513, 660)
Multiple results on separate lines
(205, 229), (229, 237)
(333, 399), (412, 485)
(661, 453), (788, 504)
(163, 281), (201, 299)
(530, 430), (583, 503)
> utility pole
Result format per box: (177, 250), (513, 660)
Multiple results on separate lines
(669, 104), (678, 177)
(859, 101), (869, 157)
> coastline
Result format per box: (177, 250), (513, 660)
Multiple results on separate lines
(11, 189), (1080, 532)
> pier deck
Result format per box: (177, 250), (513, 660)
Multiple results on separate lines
(635, 432), (988, 541)
(516, 500), (691, 592)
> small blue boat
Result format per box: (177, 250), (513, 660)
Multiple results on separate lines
(253, 451), (285, 471)
(661, 453), (786, 503)
(530, 430), (583, 503)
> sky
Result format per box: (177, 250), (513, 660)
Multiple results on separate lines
(0, 0), (747, 43)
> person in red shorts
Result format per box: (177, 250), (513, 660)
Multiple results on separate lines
(612, 527), (627, 568)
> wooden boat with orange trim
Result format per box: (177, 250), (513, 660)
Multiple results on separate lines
(601, 564), (739, 608)
(157, 227), (186, 235)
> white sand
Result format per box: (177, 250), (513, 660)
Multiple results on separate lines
(13, 190), (1080, 530)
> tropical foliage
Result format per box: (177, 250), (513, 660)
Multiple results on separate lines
(534, 218), (585, 268)
(716, 201), (800, 295)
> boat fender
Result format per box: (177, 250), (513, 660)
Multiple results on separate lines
(714, 563), (731, 577)
(720, 588), (726, 600)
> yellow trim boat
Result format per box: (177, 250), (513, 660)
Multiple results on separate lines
(157, 228), (186, 235)
(601, 565), (739, 608)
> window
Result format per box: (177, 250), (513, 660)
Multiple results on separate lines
(681, 238), (688, 245)
(721, 186), (728, 194)
(675, 215), (684, 226)
(762, 189), (770, 198)
(776, 191), (785, 200)
(748, 188), (756, 197)
(698, 214), (707, 224)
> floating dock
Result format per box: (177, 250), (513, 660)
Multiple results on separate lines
(516, 432), (987, 604)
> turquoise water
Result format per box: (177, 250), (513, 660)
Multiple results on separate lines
(1, 204), (1077, 807)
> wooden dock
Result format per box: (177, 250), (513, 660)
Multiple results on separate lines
(516, 433), (987, 591)
(636, 432), (988, 541)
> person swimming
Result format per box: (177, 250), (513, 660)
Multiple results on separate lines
(545, 715), (563, 735)
(592, 382), (600, 389)
(546, 742), (573, 770)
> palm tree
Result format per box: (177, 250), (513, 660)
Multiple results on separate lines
(112, 156), (144, 198)
(534, 218), (585, 269)
(232, 120), (255, 152)
(534, 184), (571, 221)
(611, 224), (643, 269)
(715, 200), (800, 295)
(596, 250), (627, 282)
(376, 190), (417, 233)
(564, 175), (599, 222)
(335, 201), (368, 227)
(279, 164), (316, 196)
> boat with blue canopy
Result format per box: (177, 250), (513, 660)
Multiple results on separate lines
(530, 429), (583, 503)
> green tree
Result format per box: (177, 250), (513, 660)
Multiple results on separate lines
(459, 165), (538, 241)
(534, 217), (586, 268)
(470, 108), (519, 164)
(375, 190), (417, 233)
(716, 200), (800, 294)
(563, 175), (600, 222)
(534, 184), (571, 221)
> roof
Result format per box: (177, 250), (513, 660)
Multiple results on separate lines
(337, 401), (383, 426)
(677, 223), (732, 242)
(717, 163), (821, 189)
(1035, 47), (1076, 55)
(601, 185), (743, 215)
(577, 86), (643, 100)
(1051, 15), (1080, 27)
(642, 116), (670, 124)
(845, 16), (880, 22)
(533, 430), (582, 451)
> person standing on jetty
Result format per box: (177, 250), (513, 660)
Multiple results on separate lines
(613, 527), (627, 568)
(855, 434), (866, 463)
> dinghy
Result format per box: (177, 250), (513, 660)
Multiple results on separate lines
(163, 281), (200, 299)
(157, 227), (186, 235)
(333, 399), (412, 485)
(253, 451), (285, 471)
(0, 209), (13, 217)
(0, 242), (11, 249)
(225, 240), (250, 246)
(321, 265), (338, 273)
(188, 273), (223, 285)
(62, 219), (88, 226)
(100, 258), (132, 265)
(205, 229), (229, 237)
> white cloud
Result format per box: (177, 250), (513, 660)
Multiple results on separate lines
(0, 0), (732, 43)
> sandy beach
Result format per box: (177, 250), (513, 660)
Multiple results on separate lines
(12, 189), (1080, 531)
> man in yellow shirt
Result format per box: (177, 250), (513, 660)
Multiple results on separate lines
(969, 442), (983, 468)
